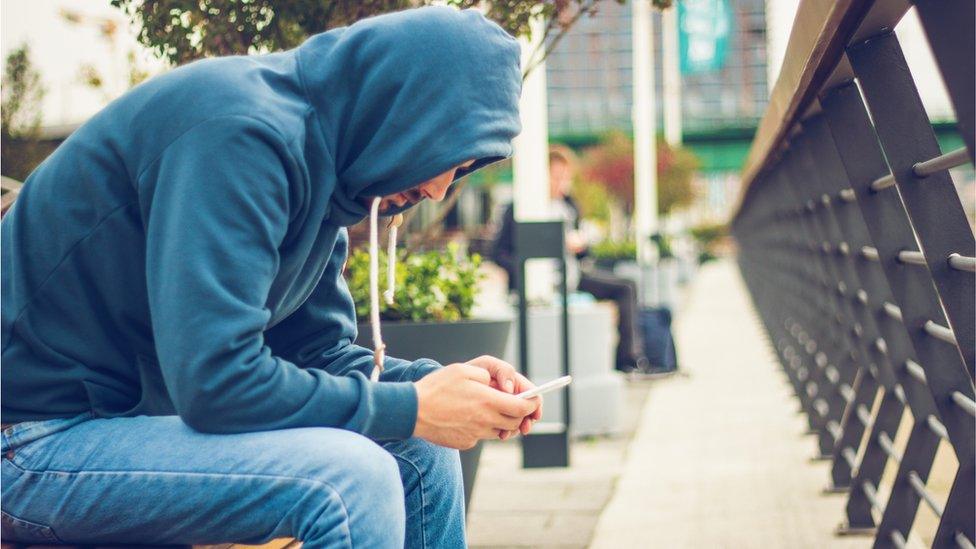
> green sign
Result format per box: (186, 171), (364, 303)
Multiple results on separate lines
(678, 0), (732, 74)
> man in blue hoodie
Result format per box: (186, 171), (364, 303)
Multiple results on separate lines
(1, 7), (539, 548)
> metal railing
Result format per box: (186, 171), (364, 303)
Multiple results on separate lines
(732, 0), (975, 547)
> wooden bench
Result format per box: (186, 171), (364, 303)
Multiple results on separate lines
(0, 540), (300, 548)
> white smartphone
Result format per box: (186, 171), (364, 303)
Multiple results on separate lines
(516, 375), (573, 399)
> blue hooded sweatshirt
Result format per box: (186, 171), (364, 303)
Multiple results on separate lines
(0, 6), (522, 440)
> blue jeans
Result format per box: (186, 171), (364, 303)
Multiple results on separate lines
(1, 414), (465, 548)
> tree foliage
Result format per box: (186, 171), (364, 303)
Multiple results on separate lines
(580, 130), (699, 215)
(108, 0), (672, 71)
(1, 45), (49, 181)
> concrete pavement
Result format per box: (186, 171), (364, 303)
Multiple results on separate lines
(590, 261), (868, 549)
(467, 260), (879, 548)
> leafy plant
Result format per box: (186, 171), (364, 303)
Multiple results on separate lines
(1, 45), (48, 181)
(689, 222), (726, 247)
(346, 243), (485, 322)
(590, 239), (636, 261)
(650, 232), (673, 259)
(690, 222), (726, 263)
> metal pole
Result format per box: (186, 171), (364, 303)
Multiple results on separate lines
(512, 13), (554, 303)
(662, 5), (682, 146)
(632, 0), (658, 268)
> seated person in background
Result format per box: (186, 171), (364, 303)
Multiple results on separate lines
(491, 145), (650, 373)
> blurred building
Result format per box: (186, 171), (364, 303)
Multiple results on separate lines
(544, 0), (768, 225)
(539, 0), (972, 226)
(546, 0), (768, 135)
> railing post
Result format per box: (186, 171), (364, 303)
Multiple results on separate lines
(848, 31), (976, 378)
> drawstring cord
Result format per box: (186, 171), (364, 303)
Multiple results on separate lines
(385, 215), (400, 305)
(368, 197), (402, 382)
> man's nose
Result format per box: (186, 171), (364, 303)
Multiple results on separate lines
(426, 174), (455, 202)
(428, 184), (450, 201)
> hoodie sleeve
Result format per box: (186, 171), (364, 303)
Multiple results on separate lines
(142, 115), (418, 439)
(264, 228), (443, 384)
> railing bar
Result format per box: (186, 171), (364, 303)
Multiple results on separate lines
(856, 404), (872, 427)
(875, 338), (888, 354)
(877, 431), (902, 464)
(861, 246), (880, 261)
(825, 366), (840, 384)
(827, 420), (843, 441)
(843, 447), (857, 468)
(897, 250), (926, 266)
(957, 532), (976, 549)
(912, 147), (971, 177)
(893, 384), (907, 406)
(814, 399), (829, 417)
(948, 253), (976, 273)
(883, 302), (903, 322)
(924, 320), (958, 346)
(905, 359), (927, 384)
(907, 471), (945, 517)
(890, 530), (908, 549)
(926, 415), (949, 440)
(871, 173), (895, 192)
(862, 480), (880, 511)
(898, 250), (927, 267)
(951, 391), (976, 418)
(839, 383), (855, 403)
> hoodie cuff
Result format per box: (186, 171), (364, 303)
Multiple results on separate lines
(363, 380), (419, 441)
(407, 359), (442, 381)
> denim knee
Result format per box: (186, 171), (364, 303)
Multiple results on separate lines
(421, 440), (462, 483)
(384, 437), (462, 492)
(296, 431), (406, 548)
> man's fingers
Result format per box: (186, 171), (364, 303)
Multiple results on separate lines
(469, 355), (518, 393)
(457, 363), (491, 385)
(530, 398), (543, 420)
(489, 391), (538, 418)
(498, 429), (517, 441)
(514, 373), (535, 391)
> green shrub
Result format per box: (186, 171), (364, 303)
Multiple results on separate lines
(346, 243), (484, 322)
(690, 223), (727, 247)
(590, 240), (637, 261)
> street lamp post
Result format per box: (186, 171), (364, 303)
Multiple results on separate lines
(632, 0), (659, 292)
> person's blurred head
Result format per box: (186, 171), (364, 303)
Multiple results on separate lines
(548, 145), (578, 199)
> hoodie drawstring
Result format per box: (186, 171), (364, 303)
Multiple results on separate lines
(368, 197), (402, 382)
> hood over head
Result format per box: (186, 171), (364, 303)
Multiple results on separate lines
(297, 6), (523, 225)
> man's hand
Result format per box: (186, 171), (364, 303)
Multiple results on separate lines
(413, 363), (538, 450)
(566, 230), (587, 255)
(467, 355), (544, 441)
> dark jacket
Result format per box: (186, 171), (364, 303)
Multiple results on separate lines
(490, 196), (583, 291)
